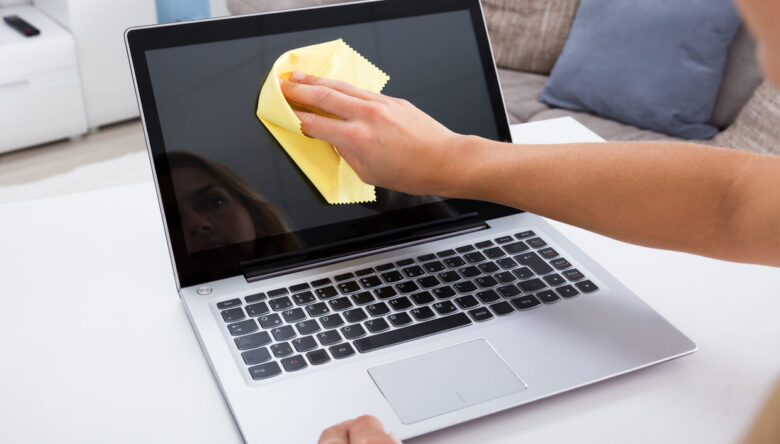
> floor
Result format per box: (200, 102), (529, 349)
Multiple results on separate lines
(0, 119), (146, 188)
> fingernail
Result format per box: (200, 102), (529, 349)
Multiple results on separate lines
(291, 71), (306, 81)
(278, 77), (284, 85)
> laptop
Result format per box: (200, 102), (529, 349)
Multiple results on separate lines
(125, 0), (696, 441)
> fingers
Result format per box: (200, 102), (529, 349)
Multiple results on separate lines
(348, 415), (396, 443)
(317, 419), (352, 444)
(281, 79), (366, 120)
(293, 110), (348, 144)
(289, 71), (386, 103)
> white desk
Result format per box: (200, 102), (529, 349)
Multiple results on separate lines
(1, 118), (778, 443)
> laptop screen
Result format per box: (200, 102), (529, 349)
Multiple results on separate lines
(127, 0), (516, 287)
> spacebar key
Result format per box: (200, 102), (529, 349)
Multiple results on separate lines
(354, 313), (472, 353)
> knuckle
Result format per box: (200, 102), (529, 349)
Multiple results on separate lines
(312, 86), (333, 103)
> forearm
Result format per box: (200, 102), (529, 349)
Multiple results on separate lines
(450, 136), (780, 264)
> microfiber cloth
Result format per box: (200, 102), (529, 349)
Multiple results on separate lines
(256, 39), (390, 204)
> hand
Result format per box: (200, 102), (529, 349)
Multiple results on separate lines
(318, 415), (402, 444)
(280, 71), (472, 196)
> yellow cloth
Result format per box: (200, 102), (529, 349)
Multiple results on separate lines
(256, 39), (390, 204)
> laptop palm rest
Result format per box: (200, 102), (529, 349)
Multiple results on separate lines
(368, 339), (527, 424)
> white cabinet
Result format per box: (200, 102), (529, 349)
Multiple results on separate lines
(0, 5), (87, 153)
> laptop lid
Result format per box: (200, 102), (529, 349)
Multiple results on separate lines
(126, 0), (517, 288)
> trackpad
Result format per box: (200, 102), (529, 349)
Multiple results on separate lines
(368, 340), (527, 424)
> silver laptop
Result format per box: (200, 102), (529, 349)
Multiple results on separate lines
(125, 0), (696, 441)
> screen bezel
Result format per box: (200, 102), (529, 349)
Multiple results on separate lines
(126, 0), (518, 288)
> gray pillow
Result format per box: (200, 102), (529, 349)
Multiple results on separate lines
(539, 0), (741, 139)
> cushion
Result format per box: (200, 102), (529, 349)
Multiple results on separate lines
(712, 82), (780, 156)
(482, 0), (580, 74)
(539, 0), (741, 140)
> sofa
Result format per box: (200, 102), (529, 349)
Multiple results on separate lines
(227, 0), (780, 155)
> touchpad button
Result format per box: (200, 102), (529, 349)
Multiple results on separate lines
(368, 339), (527, 424)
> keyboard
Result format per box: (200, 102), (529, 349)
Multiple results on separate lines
(215, 230), (600, 381)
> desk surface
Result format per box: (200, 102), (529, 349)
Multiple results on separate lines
(1, 118), (778, 443)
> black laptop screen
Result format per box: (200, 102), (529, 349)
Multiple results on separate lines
(128, 0), (516, 286)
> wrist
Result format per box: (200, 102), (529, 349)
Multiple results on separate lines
(435, 134), (492, 199)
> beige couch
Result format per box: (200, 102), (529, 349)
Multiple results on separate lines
(227, 0), (780, 155)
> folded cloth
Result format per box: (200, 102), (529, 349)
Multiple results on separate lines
(256, 39), (390, 204)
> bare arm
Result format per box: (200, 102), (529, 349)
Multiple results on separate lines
(280, 72), (780, 266)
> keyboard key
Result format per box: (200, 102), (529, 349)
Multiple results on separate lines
(418, 275), (440, 288)
(306, 349), (331, 365)
(411, 291), (435, 305)
(423, 261), (446, 273)
(374, 286), (398, 299)
(417, 254), (436, 262)
(513, 267), (535, 280)
(280, 355), (307, 372)
(329, 343), (356, 359)
(271, 325), (296, 341)
(454, 281), (477, 293)
(245, 293), (266, 303)
(495, 236), (513, 244)
(316, 286), (339, 299)
(271, 342), (294, 358)
(311, 278), (331, 287)
(438, 270), (461, 283)
(402, 265), (425, 278)
(329, 297), (353, 311)
(354, 313), (471, 353)
(483, 247), (505, 259)
(556, 285), (579, 298)
(527, 237), (547, 249)
(543, 274), (566, 286)
(293, 291), (316, 306)
(468, 307), (494, 322)
(249, 361), (282, 380)
(282, 308), (306, 323)
(375, 263), (395, 271)
(538, 247), (558, 259)
(292, 335), (318, 352)
(515, 252), (554, 275)
(221, 307), (245, 323)
(436, 249), (456, 257)
(504, 241), (529, 254)
(289, 283), (310, 292)
(269, 296), (292, 311)
(459, 266), (481, 278)
(518, 278), (546, 293)
(444, 257), (466, 268)
(477, 289), (500, 303)
(411, 306), (435, 320)
(464, 252), (486, 263)
(306, 302), (330, 317)
(351, 291), (375, 305)
(396, 281), (419, 294)
(515, 230), (535, 239)
(340, 323), (366, 339)
(455, 245), (475, 253)
(475, 240), (494, 249)
(337, 281), (361, 294)
(217, 298), (241, 310)
(475, 275), (498, 288)
(295, 319), (320, 335)
(537, 290), (560, 304)
(317, 330), (342, 345)
(381, 271), (404, 283)
(433, 301), (457, 314)
(228, 319), (258, 336)
(575, 280), (599, 293)
(334, 272), (354, 282)
(389, 297), (413, 311)
(455, 295), (479, 309)
(306, 349), (330, 365)
(495, 271), (516, 283)
(511, 295), (541, 310)
(367, 302), (390, 317)
(388, 312), (413, 326)
(234, 331), (272, 350)
(355, 268), (375, 276)
(360, 275), (383, 289)
(563, 269), (585, 281)
(268, 288), (289, 298)
(478, 264), (499, 275)
(497, 257), (518, 269)
(320, 314), (345, 329)
(490, 301), (515, 316)
(497, 285), (521, 298)
(432, 286), (456, 299)
(365, 318), (390, 333)
(396, 258), (415, 267)
(343, 307), (368, 323)
(551, 258), (572, 270)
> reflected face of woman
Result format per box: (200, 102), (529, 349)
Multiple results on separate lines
(171, 166), (256, 252)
